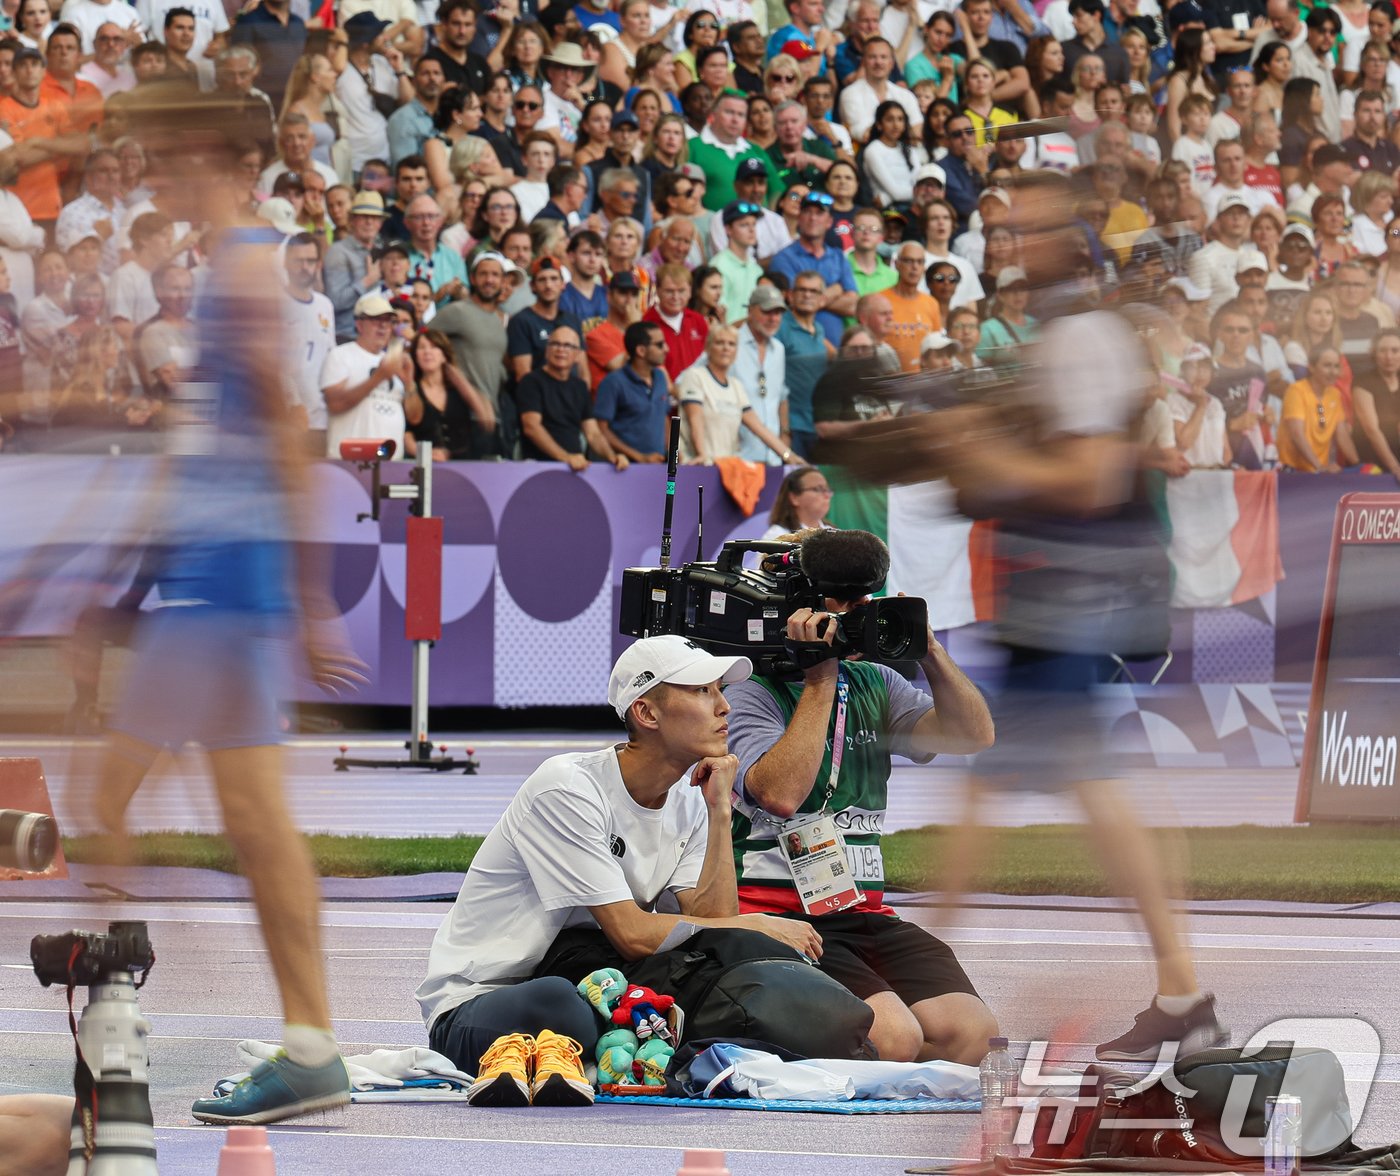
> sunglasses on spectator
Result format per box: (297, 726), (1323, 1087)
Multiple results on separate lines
(487, 202), (516, 212)
(514, 100), (542, 110)
(771, 72), (797, 83)
(615, 189), (639, 200)
(733, 202), (763, 216)
(694, 19), (718, 28)
(674, 185), (694, 198)
(929, 272), (961, 283)
(801, 192), (835, 208)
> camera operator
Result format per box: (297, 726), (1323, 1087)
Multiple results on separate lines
(416, 635), (823, 1097)
(725, 528), (998, 1065)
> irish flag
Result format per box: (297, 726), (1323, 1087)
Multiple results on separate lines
(823, 467), (1282, 625)
(1164, 469), (1283, 608)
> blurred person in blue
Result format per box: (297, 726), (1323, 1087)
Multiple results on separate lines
(87, 83), (368, 1127)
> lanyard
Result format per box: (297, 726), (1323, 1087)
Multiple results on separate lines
(752, 668), (848, 829)
(821, 671), (849, 814)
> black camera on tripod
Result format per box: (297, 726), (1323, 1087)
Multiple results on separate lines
(31, 921), (155, 988)
(619, 535), (928, 677)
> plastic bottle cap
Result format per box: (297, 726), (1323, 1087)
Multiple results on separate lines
(988, 1036), (1009, 1048)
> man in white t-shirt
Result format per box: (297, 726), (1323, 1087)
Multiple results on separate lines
(837, 36), (922, 143)
(283, 233), (336, 446)
(58, 0), (143, 53)
(416, 635), (823, 1102)
(140, 0), (229, 60)
(1186, 192), (1252, 315)
(320, 292), (411, 459)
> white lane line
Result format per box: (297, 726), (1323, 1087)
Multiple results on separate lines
(4, 910), (1399, 952)
(155, 1123), (962, 1160)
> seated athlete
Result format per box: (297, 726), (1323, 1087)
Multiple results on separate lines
(725, 528), (1000, 1064)
(416, 634), (822, 1105)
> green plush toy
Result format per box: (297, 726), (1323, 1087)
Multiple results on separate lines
(577, 968), (628, 1020)
(578, 969), (675, 1085)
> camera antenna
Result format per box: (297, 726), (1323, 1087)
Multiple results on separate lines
(695, 486), (704, 561)
(659, 413), (681, 569)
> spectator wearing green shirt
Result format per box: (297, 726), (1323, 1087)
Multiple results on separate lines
(767, 100), (836, 193)
(714, 201), (766, 324)
(688, 90), (783, 211)
(976, 266), (1038, 369)
(847, 207), (898, 325)
(776, 269), (836, 458)
(904, 12), (964, 105)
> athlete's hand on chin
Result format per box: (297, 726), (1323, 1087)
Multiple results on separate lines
(689, 753), (738, 810)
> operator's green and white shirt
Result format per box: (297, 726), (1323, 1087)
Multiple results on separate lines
(725, 661), (936, 916)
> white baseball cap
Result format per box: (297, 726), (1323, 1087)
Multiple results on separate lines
(607, 635), (752, 721)
(1235, 248), (1268, 275)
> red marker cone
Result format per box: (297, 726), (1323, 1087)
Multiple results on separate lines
(676, 1149), (730, 1176)
(216, 1126), (276, 1176)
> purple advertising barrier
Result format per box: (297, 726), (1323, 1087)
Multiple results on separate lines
(311, 461), (786, 707)
(1273, 472), (1380, 682)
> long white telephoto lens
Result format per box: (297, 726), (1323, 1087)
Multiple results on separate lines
(0, 809), (58, 871)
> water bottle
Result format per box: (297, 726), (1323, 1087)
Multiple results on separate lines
(980, 1036), (1020, 1161)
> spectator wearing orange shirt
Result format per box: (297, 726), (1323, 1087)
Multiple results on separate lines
(586, 270), (643, 391)
(883, 241), (942, 372)
(1279, 346), (1361, 472)
(0, 45), (91, 225)
(40, 24), (104, 136)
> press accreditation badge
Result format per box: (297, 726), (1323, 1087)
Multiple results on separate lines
(779, 813), (863, 916)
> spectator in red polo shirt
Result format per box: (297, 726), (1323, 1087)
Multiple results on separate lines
(643, 262), (708, 381)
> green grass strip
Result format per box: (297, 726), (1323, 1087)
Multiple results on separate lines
(61, 823), (1400, 903)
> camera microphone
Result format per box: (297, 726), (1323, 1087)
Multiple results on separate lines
(0, 809), (59, 872)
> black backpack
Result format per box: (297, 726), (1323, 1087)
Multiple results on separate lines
(535, 926), (875, 1061)
(1031, 1045), (1355, 1166)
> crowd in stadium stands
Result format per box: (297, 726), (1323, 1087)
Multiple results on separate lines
(2, 0), (1400, 477)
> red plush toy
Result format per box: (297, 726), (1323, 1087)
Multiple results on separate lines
(611, 985), (676, 1043)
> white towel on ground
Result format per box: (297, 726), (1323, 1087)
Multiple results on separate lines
(212, 1040), (475, 1102)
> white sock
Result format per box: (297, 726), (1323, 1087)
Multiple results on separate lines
(1154, 992), (1204, 1017)
(283, 1024), (339, 1068)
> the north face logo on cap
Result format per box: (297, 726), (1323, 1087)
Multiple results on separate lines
(631, 670), (655, 688)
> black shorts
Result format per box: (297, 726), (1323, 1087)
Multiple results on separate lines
(782, 910), (979, 1007)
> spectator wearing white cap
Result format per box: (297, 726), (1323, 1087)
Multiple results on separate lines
(1187, 191), (1253, 313)
(708, 156), (792, 262)
(324, 189), (389, 342)
(1168, 342), (1232, 468)
(321, 292), (412, 460)
(907, 161), (948, 232)
(952, 185), (1010, 275)
(918, 329), (960, 373)
(977, 266), (1037, 368)
(1162, 273), (1212, 340)
(417, 633), (823, 1081)
(734, 284), (790, 464)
